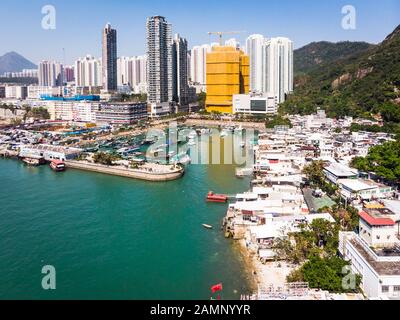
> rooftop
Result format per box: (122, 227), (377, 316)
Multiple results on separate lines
(338, 178), (378, 192)
(359, 210), (395, 226)
(350, 238), (400, 275)
(323, 162), (358, 177)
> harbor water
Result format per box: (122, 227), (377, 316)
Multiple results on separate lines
(0, 150), (254, 299)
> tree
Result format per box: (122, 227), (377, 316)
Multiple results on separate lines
(351, 140), (400, 183)
(93, 152), (121, 165)
(303, 161), (338, 196)
(24, 106), (50, 120)
(273, 219), (339, 264)
(287, 255), (361, 293)
(197, 92), (206, 110)
(303, 160), (325, 186)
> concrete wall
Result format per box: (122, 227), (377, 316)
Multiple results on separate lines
(65, 161), (184, 182)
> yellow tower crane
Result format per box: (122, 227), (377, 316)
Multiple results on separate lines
(207, 31), (245, 46)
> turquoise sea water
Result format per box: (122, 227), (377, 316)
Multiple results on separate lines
(0, 157), (254, 299)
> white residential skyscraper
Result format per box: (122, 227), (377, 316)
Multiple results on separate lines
(246, 34), (265, 93)
(146, 16), (173, 103)
(263, 37), (293, 103)
(245, 35), (293, 103)
(75, 55), (102, 87)
(190, 44), (211, 91)
(117, 55), (147, 93)
(225, 38), (241, 50)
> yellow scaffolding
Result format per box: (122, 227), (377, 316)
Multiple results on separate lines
(205, 46), (249, 114)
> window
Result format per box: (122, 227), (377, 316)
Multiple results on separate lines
(394, 286), (400, 292)
(250, 100), (266, 112)
(382, 286), (389, 293)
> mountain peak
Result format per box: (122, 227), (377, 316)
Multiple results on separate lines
(294, 41), (373, 75)
(0, 52), (37, 75)
(383, 24), (400, 43)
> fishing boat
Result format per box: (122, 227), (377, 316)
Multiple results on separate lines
(84, 146), (98, 152)
(235, 167), (253, 178)
(202, 224), (213, 229)
(206, 191), (228, 203)
(22, 157), (44, 166)
(50, 159), (66, 172)
(133, 151), (143, 156)
(142, 137), (157, 145)
(102, 141), (115, 148)
(129, 157), (146, 164)
(117, 145), (140, 155)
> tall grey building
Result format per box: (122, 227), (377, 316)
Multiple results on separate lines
(146, 16), (172, 103)
(38, 61), (63, 87)
(172, 34), (190, 106)
(102, 23), (117, 92)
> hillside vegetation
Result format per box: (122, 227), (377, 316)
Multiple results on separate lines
(281, 25), (400, 127)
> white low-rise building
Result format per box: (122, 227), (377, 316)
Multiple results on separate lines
(339, 208), (400, 299)
(5, 85), (27, 99)
(19, 144), (82, 161)
(233, 93), (278, 115)
(27, 86), (63, 99)
(338, 179), (393, 202)
(323, 162), (358, 184)
(42, 100), (100, 123)
(149, 102), (171, 118)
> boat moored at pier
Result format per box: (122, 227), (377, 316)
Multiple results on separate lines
(50, 160), (66, 172)
(206, 191), (228, 203)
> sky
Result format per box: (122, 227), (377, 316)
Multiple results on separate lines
(0, 0), (399, 65)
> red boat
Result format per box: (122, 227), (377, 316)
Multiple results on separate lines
(206, 191), (228, 203)
(50, 160), (66, 172)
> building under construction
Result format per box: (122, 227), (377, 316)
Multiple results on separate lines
(205, 46), (249, 114)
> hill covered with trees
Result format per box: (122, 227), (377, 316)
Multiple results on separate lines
(281, 25), (400, 129)
(294, 41), (373, 76)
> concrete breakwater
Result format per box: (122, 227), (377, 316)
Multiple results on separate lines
(185, 119), (266, 131)
(65, 160), (184, 182)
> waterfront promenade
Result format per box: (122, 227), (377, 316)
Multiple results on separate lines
(65, 160), (184, 182)
(185, 118), (266, 131)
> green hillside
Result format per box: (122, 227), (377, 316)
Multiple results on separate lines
(282, 25), (400, 127)
(294, 41), (373, 75)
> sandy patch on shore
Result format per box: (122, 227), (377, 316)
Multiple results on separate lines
(236, 239), (295, 291)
